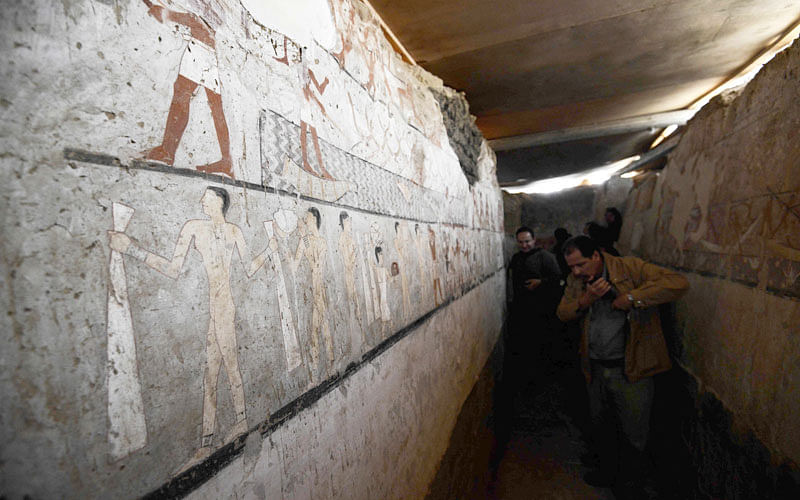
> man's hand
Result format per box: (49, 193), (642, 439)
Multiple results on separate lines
(108, 231), (132, 254)
(524, 278), (541, 290)
(578, 277), (611, 309)
(612, 294), (633, 311)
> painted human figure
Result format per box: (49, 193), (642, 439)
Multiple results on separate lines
(413, 224), (430, 305)
(429, 227), (445, 306)
(338, 212), (363, 340)
(300, 66), (336, 180)
(372, 247), (392, 323)
(271, 37), (336, 182)
(393, 222), (412, 318)
(357, 232), (377, 326)
(141, 0), (234, 177)
(294, 208), (334, 379)
(109, 187), (267, 468)
(264, 211), (303, 372)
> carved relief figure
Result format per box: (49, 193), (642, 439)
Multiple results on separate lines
(295, 208), (334, 379)
(413, 223), (430, 305)
(264, 210), (303, 371)
(352, 235), (374, 330)
(300, 65), (336, 180)
(109, 187), (267, 469)
(141, 0), (233, 177)
(362, 228), (382, 324)
(372, 246), (392, 323)
(429, 227), (445, 306)
(393, 221), (412, 318)
(338, 212), (364, 341)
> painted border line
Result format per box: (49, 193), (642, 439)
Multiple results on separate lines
(141, 266), (506, 499)
(655, 261), (800, 301)
(63, 148), (502, 233)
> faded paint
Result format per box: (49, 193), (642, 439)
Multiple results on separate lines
(618, 42), (800, 466)
(0, 0), (504, 498)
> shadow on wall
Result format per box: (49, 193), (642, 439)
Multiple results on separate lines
(650, 305), (800, 500)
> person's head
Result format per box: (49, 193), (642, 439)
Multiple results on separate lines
(515, 226), (535, 253)
(306, 207), (321, 230)
(339, 211), (349, 229)
(562, 235), (604, 282)
(202, 186), (230, 217)
(585, 221), (605, 241)
(375, 246), (382, 263)
(554, 227), (570, 243)
(605, 207), (622, 226)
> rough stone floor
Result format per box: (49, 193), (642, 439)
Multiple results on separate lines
(483, 364), (614, 500)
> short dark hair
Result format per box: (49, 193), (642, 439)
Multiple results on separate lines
(516, 226), (534, 238)
(307, 207), (321, 229)
(207, 186), (230, 215)
(562, 235), (600, 258)
(554, 227), (570, 242)
(585, 221), (605, 240)
(375, 246), (382, 262)
(605, 207), (622, 222)
(339, 211), (349, 228)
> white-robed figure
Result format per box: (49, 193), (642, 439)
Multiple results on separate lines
(109, 187), (268, 470)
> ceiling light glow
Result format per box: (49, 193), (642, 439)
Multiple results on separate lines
(502, 156), (640, 195)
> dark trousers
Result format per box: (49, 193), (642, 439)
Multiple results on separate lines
(587, 359), (654, 481)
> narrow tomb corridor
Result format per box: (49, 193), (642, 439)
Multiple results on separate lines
(2, 1), (799, 499)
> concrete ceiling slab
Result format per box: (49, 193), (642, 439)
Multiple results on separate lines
(370, 0), (800, 181)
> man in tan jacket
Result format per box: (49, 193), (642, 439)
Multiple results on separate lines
(557, 235), (688, 491)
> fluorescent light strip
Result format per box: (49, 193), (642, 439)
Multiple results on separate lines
(502, 156), (640, 195)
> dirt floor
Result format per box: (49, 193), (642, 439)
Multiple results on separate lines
(484, 360), (616, 500)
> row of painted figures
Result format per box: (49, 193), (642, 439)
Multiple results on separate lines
(106, 185), (496, 468)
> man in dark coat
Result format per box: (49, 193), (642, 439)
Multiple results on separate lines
(507, 226), (562, 385)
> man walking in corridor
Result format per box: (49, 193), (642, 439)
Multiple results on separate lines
(556, 235), (689, 495)
(508, 226), (562, 386)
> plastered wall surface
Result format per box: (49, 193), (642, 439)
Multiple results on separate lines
(618, 42), (800, 466)
(186, 274), (504, 500)
(0, 1), (505, 497)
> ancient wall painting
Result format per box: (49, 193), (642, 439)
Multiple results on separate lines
(50, 0), (507, 479)
(371, 245), (393, 326)
(296, 208), (335, 382)
(109, 187), (269, 470)
(338, 212), (364, 340)
(141, 0), (234, 178)
(264, 210), (303, 372)
(107, 202), (147, 460)
(648, 149), (800, 293)
(91, 166), (504, 475)
(394, 222), (412, 319)
(429, 227), (445, 306)
(413, 224), (431, 306)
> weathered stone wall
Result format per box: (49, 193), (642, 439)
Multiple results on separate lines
(618, 41), (800, 495)
(0, 1), (505, 498)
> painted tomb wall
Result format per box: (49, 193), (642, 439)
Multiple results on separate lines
(0, 0), (505, 497)
(617, 41), (800, 468)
